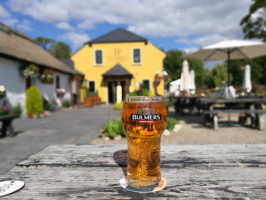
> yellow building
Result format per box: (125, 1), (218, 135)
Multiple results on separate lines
(71, 28), (165, 104)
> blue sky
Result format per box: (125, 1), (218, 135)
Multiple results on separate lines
(0, 0), (252, 68)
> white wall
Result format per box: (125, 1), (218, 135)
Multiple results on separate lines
(0, 57), (72, 111)
(0, 57), (25, 108)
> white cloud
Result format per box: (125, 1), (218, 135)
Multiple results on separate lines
(6, 0), (252, 50)
(0, 5), (10, 18)
(2, 18), (17, 26)
(0, 5), (17, 26)
(56, 22), (72, 30)
(62, 32), (90, 50)
(17, 20), (32, 31)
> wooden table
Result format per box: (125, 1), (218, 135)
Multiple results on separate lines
(1, 144), (266, 199)
(199, 97), (266, 130)
(174, 96), (204, 115)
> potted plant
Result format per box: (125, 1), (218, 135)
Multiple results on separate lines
(23, 64), (39, 78)
(40, 69), (54, 83)
(56, 88), (66, 98)
(0, 106), (10, 116)
(0, 85), (6, 99)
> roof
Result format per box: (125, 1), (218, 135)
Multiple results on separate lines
(87, 28), (148, 45)
(102, 63), (133, 78)
(61, 58), (84, 76)
(0, 22), (76, 74)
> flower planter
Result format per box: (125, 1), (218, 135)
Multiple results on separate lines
(41, 78), (54, 84)
(83, 96), (101, 107)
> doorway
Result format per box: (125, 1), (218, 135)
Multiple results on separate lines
(107, 81), (117, 104)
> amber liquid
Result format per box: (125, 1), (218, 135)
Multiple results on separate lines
(122, 101), (167, 189)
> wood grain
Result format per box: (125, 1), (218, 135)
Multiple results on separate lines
(1, 144), (266, 199)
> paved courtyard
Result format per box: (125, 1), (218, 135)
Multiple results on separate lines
(0, 105), (120, 175)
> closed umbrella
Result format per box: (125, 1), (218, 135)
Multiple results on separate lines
(189, 70), (196, 94)
(180, 60), (190, 93)
(186, 40), (266, 87)
(242, 64), (252, 93)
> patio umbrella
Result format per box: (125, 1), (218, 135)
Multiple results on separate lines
(189, 70), (196, 94)
(186, 40), (266, 87)
(242, 64), (252, 93)
(180, 60), (190, 93)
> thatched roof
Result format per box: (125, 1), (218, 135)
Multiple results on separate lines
(0, 22), (76, 74)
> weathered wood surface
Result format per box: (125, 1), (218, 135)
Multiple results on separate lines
(1, 144), (266, 199)
(17, 144), (266, 168)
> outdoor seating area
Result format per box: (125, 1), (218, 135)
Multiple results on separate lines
(174, 95), (266, 130)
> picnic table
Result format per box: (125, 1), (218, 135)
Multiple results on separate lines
(199, 97), (266, 130)
(1, 144), (266, 199)
(174, 96), (204, 115)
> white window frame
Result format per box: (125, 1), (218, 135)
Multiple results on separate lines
(132, 48), (141, 65)
(94, 49), (103, 66)
(142, 79), (150, 90)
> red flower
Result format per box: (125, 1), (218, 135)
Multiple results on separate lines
(2, 107), (8, 110)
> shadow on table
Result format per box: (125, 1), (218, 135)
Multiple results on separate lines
(113, 149), (127, 177)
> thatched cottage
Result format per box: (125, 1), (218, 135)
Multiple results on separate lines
(0, 22), (82, 109)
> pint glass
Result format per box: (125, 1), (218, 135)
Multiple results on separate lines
(121, 96), (167, 189)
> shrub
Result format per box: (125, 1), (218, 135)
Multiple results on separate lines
(113, 102), (123, 110)
(129, 89), (153, 96)
(25, 86), (43, 115)
(62, 99), (71, 108)
(102, 118), (126, 138)
(12, 103), (22, 116)
(43, 100), (58, 112)
(167, 98), (176, 107)
(166, 117), (179, 130)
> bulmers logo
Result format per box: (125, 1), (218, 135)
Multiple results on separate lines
(130, 108), (161, 122)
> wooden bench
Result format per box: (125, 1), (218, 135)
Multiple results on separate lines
(203, 109), (266, 130)
(0, 115), (18, 137)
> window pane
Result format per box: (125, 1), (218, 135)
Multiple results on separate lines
(56, 75), (60, 89)
(143, 80), (149, 90)
(89, 81), (95, 93)
(95, 50), (102, 64)
(133, 49), (140, 63)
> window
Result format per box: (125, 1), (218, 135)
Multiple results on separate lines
(95, 50), (103, 65)
(86, 81), (95, 93)
(142, 79), (150, 90)
(56, 75), (60, 89)
(133, 48), (141, 64)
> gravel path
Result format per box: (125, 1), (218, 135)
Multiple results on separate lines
(91, 110), (266, 144)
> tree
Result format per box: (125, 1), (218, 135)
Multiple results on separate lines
(240, 0), (266, 41)
(49, 42), (71, 59)
(240, 0), (266, 85)
(164, 50), (183, 81)
(163, 50), (205, 88)
(230, 59), (263, 86)
(35, 37), (71, 59)
(206, 63), (228, 88)
(35, 37), (55, 50)
(186, 58), (205, 88)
